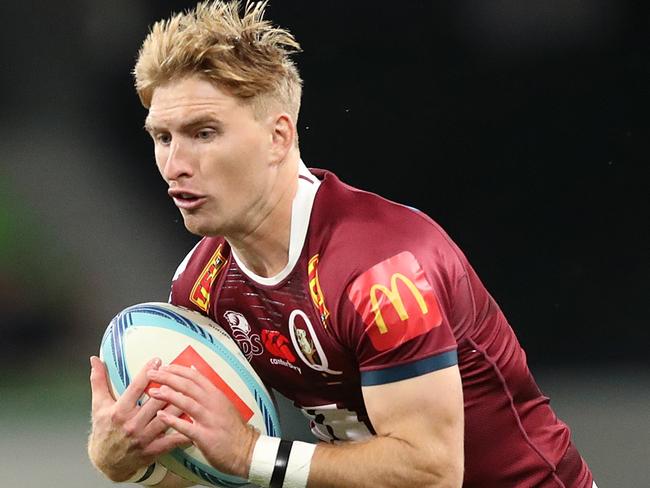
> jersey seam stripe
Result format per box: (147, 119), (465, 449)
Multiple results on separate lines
(359, 350), (458, 386)
(466, 337), (566, 487)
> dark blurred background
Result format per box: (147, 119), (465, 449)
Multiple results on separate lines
(0, 1), (647, 486)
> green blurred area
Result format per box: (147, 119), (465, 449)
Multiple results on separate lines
(1, 369), (91, 422)
(0, 173), (78, 289)
(0, 173), (82, 373)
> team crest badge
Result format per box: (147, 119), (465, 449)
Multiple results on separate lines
(288, 309), (342, 375)
(223, 310), (263, 362)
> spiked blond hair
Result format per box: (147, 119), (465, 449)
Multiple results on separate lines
(134, 1), (302, 124)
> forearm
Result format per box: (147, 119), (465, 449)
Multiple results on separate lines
(307, 435), (462, 488)
(248, 433), (461, 488)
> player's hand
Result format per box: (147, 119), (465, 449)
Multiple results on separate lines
(88, 356), (191, 482)
(147, 364), (260, 479)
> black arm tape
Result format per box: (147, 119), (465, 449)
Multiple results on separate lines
(270, 440), (293, 488)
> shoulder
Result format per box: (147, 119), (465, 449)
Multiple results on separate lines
(308, 169), (469, 287)
(169, 236), (229, 309)
(304, 169), (472, 337)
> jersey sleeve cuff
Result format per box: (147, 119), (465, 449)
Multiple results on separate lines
(360, 349), (458, 386)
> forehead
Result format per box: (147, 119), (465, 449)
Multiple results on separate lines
(145, 75), (243, 126)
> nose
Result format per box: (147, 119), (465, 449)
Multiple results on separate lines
(160, 139), (193, 181)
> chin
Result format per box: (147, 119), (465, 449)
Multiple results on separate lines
(182, 216), (220, 237)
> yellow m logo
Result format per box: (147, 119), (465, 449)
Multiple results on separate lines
(370, 273), (429, 334)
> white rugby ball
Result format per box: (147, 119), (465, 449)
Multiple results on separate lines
(99, 302), (281, 487)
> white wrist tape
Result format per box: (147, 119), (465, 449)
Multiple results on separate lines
(284, 440), (317, 488)
(249, 435), (281, 485)
(124, 462), (168, 485)
(248, 435), (316, 488)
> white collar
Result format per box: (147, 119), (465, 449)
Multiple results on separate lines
(231, 160), (320, 286)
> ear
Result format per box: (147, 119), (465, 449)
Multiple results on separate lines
(269, 113), (295, 164)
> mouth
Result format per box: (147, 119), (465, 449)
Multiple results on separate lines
(168, 189), (207, 211)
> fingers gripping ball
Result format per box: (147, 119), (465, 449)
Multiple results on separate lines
(99, 302), (281, 487)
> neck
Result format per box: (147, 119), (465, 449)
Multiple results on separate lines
(227, 153), (300, 278)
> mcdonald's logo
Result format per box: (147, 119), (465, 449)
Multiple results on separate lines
(370, 273), (429, 334)
(348, 251), (442, 351)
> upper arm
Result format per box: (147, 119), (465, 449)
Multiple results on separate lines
(362, 365), (464, 483)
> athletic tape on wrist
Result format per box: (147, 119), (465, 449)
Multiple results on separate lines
(249, 436), (281, 486)
(269, 440), (293, 487)
(283, 440), (317, 488)
(249, 436), (316, 488)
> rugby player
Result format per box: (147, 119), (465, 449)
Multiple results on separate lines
(88, 1), (597, 486)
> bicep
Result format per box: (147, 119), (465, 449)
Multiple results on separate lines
(362, 365), (464, 472)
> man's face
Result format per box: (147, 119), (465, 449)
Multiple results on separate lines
(145, 75), (276, 237)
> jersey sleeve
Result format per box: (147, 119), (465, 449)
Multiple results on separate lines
(342, 248), (463, 387)
(168, 237), (227, 314)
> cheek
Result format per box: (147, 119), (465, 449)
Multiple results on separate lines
(206, 139), (258, 179)
(202, 121), (270, 185)
(154, 147), (168, 176)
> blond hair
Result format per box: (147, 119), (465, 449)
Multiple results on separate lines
(134, 0), (302, 125)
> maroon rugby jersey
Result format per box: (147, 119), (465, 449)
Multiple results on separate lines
(169, 163), (593, 487)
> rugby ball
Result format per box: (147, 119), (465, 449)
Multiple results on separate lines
(99, 302), (281, 487)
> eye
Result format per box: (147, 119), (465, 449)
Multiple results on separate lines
(196, 128), (216, 140)
(155, 132), (172, 145)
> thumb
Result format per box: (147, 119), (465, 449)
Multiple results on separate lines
(90, 356), (115, 409)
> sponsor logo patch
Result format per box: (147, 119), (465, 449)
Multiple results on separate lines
(308, 254), (330, 328)
(347, 251), (442, 351)
(268, 357), (302, 375)
(146, 345), (253, 422)
(262, 329), (296, 363)
(190, 245), (227, 312)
